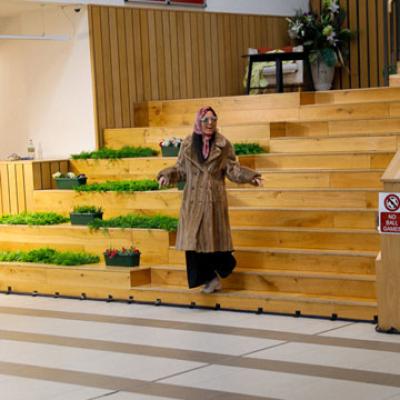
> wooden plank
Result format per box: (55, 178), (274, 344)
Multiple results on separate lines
(176, 12), (187, 99)
(162, 11), (173, 99)
(197, 13), (207, 98)
(169, 11), (180, 99)
(140, 9), (151, 101)
(348, 0), (360, 88)
(117, 7), (131, 127)
(7, 164), (18, 214)
(88, 6), (107, 147)
(210, 13), (220, 96)
(358, 2), (369, 88)
(15, 163), (26, 213)
(23, 163), (34, 212)
(368, 0), (378, 88)
(155, 10), (166, 100)
(40, 162), (52, 190)
(0, 164), (11, 214)
(223, 14), (232, 95)
(147, 10), (159, 100)
(203, 12), (213, 96)
(183, 12), (194, 98)
(133, 9), (144, 102)
(125, 9), (137, 122)
(217, 13), (227, 95)
(100, 7), (115, 128)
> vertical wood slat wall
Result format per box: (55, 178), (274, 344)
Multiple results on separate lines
(310, 0), (389, 90)
(0, 160), (68, 216)
(88, 6), (288, 144)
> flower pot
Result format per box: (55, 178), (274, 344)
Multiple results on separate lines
(104, 253), (140, 267)
(161, 146), (180, 157)
(177, 181), (185, 191)
(311, 59), (336, 91)
(70, 212), (103, 226)
(55, 177), (87, 190)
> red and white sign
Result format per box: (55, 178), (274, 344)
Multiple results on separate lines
(379, 192), (400, 233)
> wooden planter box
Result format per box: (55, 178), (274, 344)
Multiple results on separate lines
(161, 146), (180, 157)
(70, 211), (103, 226)
(55, 177), (87, 190)
(104, 253), (140, 267)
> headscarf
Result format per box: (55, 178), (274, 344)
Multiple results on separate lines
(193, 106), (217, 160)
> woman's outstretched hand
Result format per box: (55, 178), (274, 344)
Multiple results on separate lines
(158, 176), (167, 188)
(252, 177), (263, 187)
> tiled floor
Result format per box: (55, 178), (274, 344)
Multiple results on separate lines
(0, 294), (399, 399)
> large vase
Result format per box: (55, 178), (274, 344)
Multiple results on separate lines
(311, 59), (336, 91)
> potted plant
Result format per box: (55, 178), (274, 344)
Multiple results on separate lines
(104, 246), (141, 267)
(159, 137), (182, 157)
(52, 171), (87, 189)
(287, 0), (353, 90)
(70, 205), (103, 226)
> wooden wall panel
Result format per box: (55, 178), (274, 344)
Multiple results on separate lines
(88, 6), (288, 145)
(0, 160), (68, 216)
(310, 0), (390, 91)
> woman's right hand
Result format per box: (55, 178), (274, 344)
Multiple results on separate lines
(158, 176), (167, 188)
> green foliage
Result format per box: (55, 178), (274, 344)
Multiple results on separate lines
(72, 205), (102, 213)
(234, 143), (265, 155)
(0, 212), (69, 226)
(75, 179), (160, 192)
(89, 214), (178, 232)
(71, 146), (158, 160)
(0, 248), (99, 266)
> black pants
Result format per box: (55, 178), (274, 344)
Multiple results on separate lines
(185, 251), (237, 289)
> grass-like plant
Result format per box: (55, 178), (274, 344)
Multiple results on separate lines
(0, 212), (69, 226)
(71, 146), (158, 160)
(0, 248), (99, 266)
(89, 214), (178, 232)
(72, 205), (103, 214)
(234, 143), (265, 155)
(75, 179), (159, 192)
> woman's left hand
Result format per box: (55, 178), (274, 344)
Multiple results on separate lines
(252, 177), (263, 187)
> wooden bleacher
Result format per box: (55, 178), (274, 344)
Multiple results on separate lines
(1, 86), (400, 320)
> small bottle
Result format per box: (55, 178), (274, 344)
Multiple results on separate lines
(27, 139), (35, 159)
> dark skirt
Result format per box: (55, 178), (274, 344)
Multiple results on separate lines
(185, 251), (237, 289)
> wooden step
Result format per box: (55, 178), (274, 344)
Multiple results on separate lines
(70, 158), (384, 189)
(240, 151), (394, 170)
(131, 285), (376, 320)
(389, 74), (400, 88)
(104, 123), (270, 150)
(0, 262), (376, 320)
(230, 226), (379, 251)
(228, 208), (378, 229)
(0, 262), (151, 294)
(134, 92), (301, 126)
(300, 87), (400, 105)
(168, 246), (377, 275)
(270, 119), (400, 138)
(32, 188), (379, 216)
(150, 265), (376, 299)
(0, 225), (171, 265)
(270, 134), (400, 153)
(299, 100), (400, 121)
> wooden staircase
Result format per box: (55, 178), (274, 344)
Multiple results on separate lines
(2, 87), (400, 320)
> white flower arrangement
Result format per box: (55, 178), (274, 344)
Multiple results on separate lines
(159, 137), (182, 148)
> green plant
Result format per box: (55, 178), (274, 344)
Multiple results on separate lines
(287, 0), (353, 66)
(234, 143), (265, 155)
(0, 248), (99, 266)
(75, 179), (160, 192)
(104, 246), (140, 257)
(89, 214), (178, 232)
(71, 146), (158, 160)
(0, 212), (69, 226)
(72, 205), (103, 214)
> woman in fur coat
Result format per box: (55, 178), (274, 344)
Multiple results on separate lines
(157, 106), (262, 293)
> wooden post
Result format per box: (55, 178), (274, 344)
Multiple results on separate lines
(376, 150), (400, 332)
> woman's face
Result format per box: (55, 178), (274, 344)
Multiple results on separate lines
(200, 110), (217, 137)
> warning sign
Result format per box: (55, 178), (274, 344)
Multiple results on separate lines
(379, 193), (400, 233)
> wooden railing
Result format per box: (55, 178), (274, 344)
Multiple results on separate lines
(377, 149), (400, 332)
(0, 160), (68, 216)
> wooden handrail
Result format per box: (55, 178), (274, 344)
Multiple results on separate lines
(376, 149), (400, 332)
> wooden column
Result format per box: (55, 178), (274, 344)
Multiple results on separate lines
(377, 150), (400, 332)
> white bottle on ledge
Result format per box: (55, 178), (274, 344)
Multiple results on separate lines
(27, 139), (35, 160)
